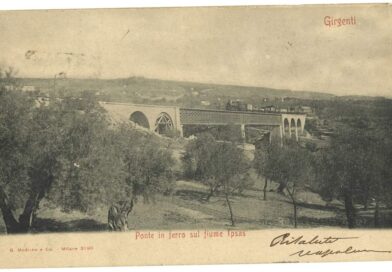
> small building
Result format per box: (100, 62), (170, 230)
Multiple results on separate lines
(226, 99), (243, 111)
(35, 96), (50, 107)
(3, 85), (15, 91)
(21, 85), (36, 92)
(298, 106), (313, 114)
(261, 105), (276, 112)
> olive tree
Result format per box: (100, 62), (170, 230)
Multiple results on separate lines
(118, 125), (176, 203)
(265, 143), (313, 228)
(210, 141), (250, 226)
(0, 89), (127, 233)
(254, 143), (282, 200)
(183, 133), (222, 201)
(315, 126), (372, 228)
(183, 133), (249, 226)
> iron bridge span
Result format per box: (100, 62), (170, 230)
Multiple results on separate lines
(99, 102), (306, 142)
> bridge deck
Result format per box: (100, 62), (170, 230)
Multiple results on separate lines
(179, 108), (283, 126)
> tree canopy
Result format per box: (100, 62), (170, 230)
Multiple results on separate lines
(183, 133), (250, 225)
(0, 89), (175, 233)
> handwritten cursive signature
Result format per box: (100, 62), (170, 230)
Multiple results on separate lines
(270, 232), (358, 247)
(270, 233), (391, 258)
(290, 246), (392, 258)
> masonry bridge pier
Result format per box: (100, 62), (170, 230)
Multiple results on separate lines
(100, 102), (306, 144)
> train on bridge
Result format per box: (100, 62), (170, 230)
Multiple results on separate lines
(225, 99), (312, 114)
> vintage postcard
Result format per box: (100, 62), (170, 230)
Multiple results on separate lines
(0, 3), (392, 268)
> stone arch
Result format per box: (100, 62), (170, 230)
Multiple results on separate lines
(130, 111), (150, 129)
(297, 118), (302, 134)
(290, 118), (296, 138)
(154, 112), (174, 135)
(284, 118), (290, 136)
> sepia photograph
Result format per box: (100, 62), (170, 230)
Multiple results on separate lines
(0, 1), (392, 268)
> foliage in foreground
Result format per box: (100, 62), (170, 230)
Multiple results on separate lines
(183, 133), (250, 226)
(0, 89), (175, 233)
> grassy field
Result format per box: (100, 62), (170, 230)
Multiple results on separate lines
(1, 177), (363, 234)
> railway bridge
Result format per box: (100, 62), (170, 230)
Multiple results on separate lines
(100, 102), (306, 143)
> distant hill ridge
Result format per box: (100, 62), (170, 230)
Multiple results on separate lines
(17, 76), (337, 100)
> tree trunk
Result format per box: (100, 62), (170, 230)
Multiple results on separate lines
(0, 186), (22, 233)
(363, 186), (370, 210)
(206, 184), (219, 202)
(263, 178), (268, 201)
(286, 187), (297, 228)
(277, 182), (286, 194)
(206, 187), (214, 202)
(343, 190), (356, 229)
(224, 185), (235, 227)
(18, 190), (44, 232)
(293, 201), (297, 228)
(0, 185), (45, 234)
(374, 199), (380, 228)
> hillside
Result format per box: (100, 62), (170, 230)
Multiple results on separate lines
(17, 77), (335, 107)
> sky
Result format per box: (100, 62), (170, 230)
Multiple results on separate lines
(0, 4), (391, 97)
